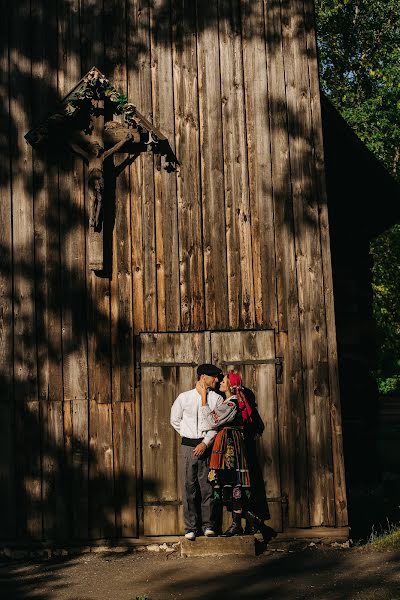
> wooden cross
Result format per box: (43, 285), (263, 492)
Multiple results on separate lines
(25, 67), (178, 273)
(67, 99), (139, 271)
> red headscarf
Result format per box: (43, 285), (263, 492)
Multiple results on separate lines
(227, 372), (253, 424)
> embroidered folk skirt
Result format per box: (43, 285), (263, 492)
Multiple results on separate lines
(208, 426), (251, 509)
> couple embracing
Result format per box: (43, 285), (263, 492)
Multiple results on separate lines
(170, 363), (267, 540)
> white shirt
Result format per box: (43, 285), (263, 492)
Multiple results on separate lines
(170, 388), (226, 447)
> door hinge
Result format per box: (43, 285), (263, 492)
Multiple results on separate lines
(275, 357), (283, 384)
(266, 495), (287, 504)
(220, 357), (284, 384)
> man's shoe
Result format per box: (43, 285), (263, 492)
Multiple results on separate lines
(184, 531), (196, 541)
(221, 521), (243, 537)
(204, 528), (216, 537)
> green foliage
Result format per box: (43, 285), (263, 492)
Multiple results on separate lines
(375, 375), (400, 396)
(368, 521), (400, 550)
(371, 225), (400, 393)
(316, 2), (400, 394)
(315, 0), (400, 181)
(104, 87), (128, 113)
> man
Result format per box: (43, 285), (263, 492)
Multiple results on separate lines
(170, 363), (223, 540)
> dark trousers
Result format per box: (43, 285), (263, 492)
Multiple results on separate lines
(180, 445), (214, 532)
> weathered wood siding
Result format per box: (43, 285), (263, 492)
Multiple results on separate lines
(0, 0), (347, 541)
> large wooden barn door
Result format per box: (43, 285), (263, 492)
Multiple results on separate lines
(139, 330), (282, 535)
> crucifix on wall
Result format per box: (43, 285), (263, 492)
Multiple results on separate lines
(26, 67), (178, 272)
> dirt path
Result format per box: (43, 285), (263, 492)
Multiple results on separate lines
(1, 547), (400, 600)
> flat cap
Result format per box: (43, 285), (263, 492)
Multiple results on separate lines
(196, 363), (223, 377)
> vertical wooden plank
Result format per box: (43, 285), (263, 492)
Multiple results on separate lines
(80, 0), (104, 72)
(130, 149), (145, 336)
(142, 365), (180, 535)
(16, 402), (42, 539)
(40, 400), (66, 540)
(63, 398), (73, 535)
(59, 0), (89, 540)
(128, 0), (157, 335)
(0, 2), (15, 539)
(80, 0), (115, 539)
(264, 0), (309, 528)
(89, 399), (115, 539)
(63, 398), (91, 540)
(303, 0), (347, 526)
(264, 0), (291, 333)
(197, 1), (229, 330)
(134, 334), (144, 536)
(10, 0), (42, 540)
(210, 330), (282, 532)
(241, 0), (277, 330)
(275, 331), (292, 529)
(151, 0), (180, 331)
(281, 0), (334, 526)
(104, 0), (136, 538)
(106, 0), (134, 405)
(71, 399), (90, 539)
(172, 0), (205, 332)
(218, 0), (255, 330)
(112, 402), (136, 537)
(31, 0), (66, 541)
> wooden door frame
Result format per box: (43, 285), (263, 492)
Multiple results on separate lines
(135, 329), (284, 536)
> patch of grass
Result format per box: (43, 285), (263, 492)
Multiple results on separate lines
(368, 520), (400, 551)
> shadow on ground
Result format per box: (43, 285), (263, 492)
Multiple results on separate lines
(1, 547), (400, 600)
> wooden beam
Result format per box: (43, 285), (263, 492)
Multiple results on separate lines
(71, 123), (141, 150)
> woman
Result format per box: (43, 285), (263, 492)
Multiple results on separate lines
(198, 371), (266, 536)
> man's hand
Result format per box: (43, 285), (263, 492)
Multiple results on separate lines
(193, 442), (207, 457)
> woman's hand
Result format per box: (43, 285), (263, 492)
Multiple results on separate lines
(196, 380), (208, 405)
(193, 442), (207, 457)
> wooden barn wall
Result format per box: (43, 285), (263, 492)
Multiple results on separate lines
(0, 0), (347, 541)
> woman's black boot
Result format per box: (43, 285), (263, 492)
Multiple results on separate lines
(243, 509), (263, 535)
(222, 512), (243, 537)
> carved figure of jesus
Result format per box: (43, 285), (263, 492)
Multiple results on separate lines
(70, 134), (132, 229)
